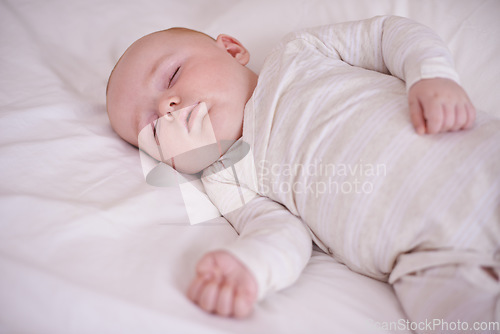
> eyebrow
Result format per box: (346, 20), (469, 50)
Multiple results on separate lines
(147, 54), (172, 87)
(148, 54), (169, 79)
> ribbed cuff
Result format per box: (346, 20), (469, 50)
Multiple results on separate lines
(405, 56), (461, 92)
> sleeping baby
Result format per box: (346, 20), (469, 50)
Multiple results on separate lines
(106, 15), (500, 331)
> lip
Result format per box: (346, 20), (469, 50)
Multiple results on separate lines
(179, 102), (207, 132)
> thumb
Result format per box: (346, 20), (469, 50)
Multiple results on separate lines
(409, 98), (426, 135)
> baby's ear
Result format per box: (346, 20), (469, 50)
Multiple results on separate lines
(216, 34), (250, 65)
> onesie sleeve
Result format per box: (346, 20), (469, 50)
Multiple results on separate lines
(285, 15), (460, 91)
(201, 158), (312, 301)
(220, 196), (313, 301)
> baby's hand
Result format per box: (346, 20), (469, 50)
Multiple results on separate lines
(408, 78), (476, 135)
(187, 250), (258, 318)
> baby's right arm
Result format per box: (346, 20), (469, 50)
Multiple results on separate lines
(188, 195), (313, 318)
(187, 248), (258, 318)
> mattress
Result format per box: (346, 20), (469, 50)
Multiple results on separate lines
(1, 0), (499, 333)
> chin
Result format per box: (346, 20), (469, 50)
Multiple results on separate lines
(170, 140), (237, 174)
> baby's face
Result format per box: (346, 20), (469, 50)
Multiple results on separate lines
(107, 28), (257, 173)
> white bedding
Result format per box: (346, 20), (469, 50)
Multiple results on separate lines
(1, 0), (499, 333)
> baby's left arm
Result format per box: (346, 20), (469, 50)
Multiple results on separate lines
(408, 78), (476, 134)
(291, 15), (478, 134)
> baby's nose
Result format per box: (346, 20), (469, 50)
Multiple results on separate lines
(158, 94), (181, 117)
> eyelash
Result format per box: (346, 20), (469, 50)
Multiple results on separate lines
(168, 66), (180, 88)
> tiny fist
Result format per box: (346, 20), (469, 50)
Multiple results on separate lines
(188, 250), (258, 318)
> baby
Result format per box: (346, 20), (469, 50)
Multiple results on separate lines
(107, 15), (500, 330)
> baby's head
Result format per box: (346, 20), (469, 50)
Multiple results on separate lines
(106, 28), (258, 173)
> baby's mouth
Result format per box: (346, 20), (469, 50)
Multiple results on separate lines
(186, 109), (194, 127)
(179, 104), (196, 132)
(181, 102), (207, 133)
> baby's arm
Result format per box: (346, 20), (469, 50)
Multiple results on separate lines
(408, 78), (475, 134)
(188, 196), (312, 318)
(187, 248), (257, 318)
(292, 15), (476, 134)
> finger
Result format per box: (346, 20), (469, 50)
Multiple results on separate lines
(409, 99), (426, 135)
(233, 290), (253, 318)
(451, 103), (466, 132)
(187, 274), (210, 302)
(199, 281), (220, 313)
(423, 99), (443, 134)
(441, 103), (455, 132)
(463, 102), (476, 130)
(215, 283), (234, 317)
(196, 253), (216, 274)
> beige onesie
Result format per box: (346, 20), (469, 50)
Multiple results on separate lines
(201, 16), (500, 328)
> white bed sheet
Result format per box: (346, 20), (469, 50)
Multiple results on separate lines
(1, 0), (499, 333)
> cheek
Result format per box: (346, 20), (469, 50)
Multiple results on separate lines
(209, 108), (243, 141)
(199, 115), (217, 142)
(195, 60), (239, 94)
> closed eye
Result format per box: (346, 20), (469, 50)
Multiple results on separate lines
(168, 66), (180, 88)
